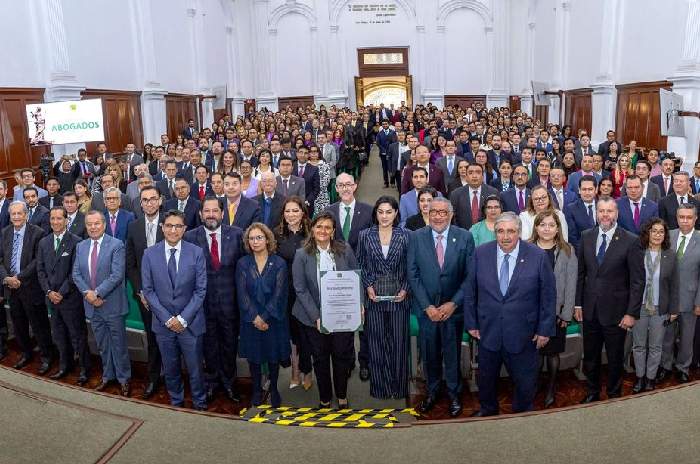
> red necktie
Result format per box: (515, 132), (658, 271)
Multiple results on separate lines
(199, 185), (205, 200)
(471, 191), (480, 224)
(210, 233), (221, 271)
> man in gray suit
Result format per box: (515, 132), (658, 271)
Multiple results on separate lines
(123, 143), (144, 182)
(436, 139), (465, 190)
(276, 156), (306, 199)
(449, 162), (499, 230)
(317, 133), (338, 182)
(92, 173), (132, 213)
(659, 204), (700, 383)
(126, 164), (149, 203)
(72, 210), (131, 396)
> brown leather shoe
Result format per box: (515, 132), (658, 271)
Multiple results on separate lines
(120, 382), (131, 397)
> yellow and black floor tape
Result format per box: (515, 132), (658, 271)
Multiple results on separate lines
(240, 405), (419, 428)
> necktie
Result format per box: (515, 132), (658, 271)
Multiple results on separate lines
(471, 191), (480, 225)
(633, 202), (640, 228)
(342, 206), (352, 242)
(28, 208), (34, 220)
(264, 198), (272, 225)
(447, 157), (454, 175)
(299, 165), (305, 177)
(228, 201), (237, 225)
(147, 222), (155, 247)
(90, 240), (99, 289)
(664, 177), (670, 194)
(556, 190), (563, 209)
(210, 233), (221, 271)
(67, 215), (73, 230)
(54, 236), (60, 254)
(597, 233), (607, 265)
(11, 232), (20, 275)
(680, 196), (686, 204)
(587, 204), (594, 225)
(50, 197), (54, 209)
(435, 234), (445, 269)
(110, 214), (117, 234)
(518, 190), (525, 211)
(168, 248), (177, 288)
(695, 179), (699, 193)
(499, 253), (510, 296)
(677, 235), (687, 260)
(169, 180), (174, 195)
(283, 179), (289, 195)
(178, 200), (185, 212)
(199, 185), (205, 200)
(81, 161), (86, 175)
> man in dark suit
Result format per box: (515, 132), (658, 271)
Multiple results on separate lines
(125, 186), (164, 399)
(650, 158), (676, 198)
(102, 187), (136, 243)
(549, 166), (576, 213)
(255, 172), (285, 230)
(164, 178), (201, 229)
(182, 119), (196, 140)
(0, 201), (51, 372)
(39, 177), (63, 209)
(0, 181), (10, 231)
(501, 164), (530, 215)
(37, 206), (89, 384)
(24, 187), (50, 234)
(465, 212), (556, 416)
(184, 197), (243, 402)
(401, 145), (446, 196)
(565, 175), (598, 252)
(176, 148), (195, 185)
(222, 172), (261, 231)
(292, 147), (320, 211)
(142, 210), (208, 410)
(436, 140), (465, 191)
(597, 130), (621, 158)
(375, 120), (397, 187)
(62, 191), (87, 238)
(388, 130), (410, 194)
(276, 157), (306, 199)
(191, 165), (213, 201)
(616, 176), (658, 235)
(156, 160), (179, 201)
(575, 197), (644, 402)
(408, 197), (474, 417)
(658, 171), (700, 230)
(72, 149), (97, 189)
(449, 163), (499, 230)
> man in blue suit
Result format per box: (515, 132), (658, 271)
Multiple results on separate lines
(408, 197), (474, 417)
(565, 175), (598, 252)
(375, 119), (397, 188)
(142, 210), (208, 410)
(222, 173), (261, 231)
(465, 212), (556, 416)
(549, 167), (576, 213)
(616, 175), (658, 235)
(184, 196), (244, 402)
(501, 165), (530, 214)
(72, 210), (131, 396)
(102, 187), (135, 243)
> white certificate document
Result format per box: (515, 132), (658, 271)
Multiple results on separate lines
(320, 270), (362, 333)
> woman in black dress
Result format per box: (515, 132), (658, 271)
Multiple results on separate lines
(274, 196), (313, 390)
(529, 211), (578, 408)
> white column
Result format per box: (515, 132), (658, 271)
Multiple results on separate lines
(252, 0), (277, 110)
(326, 25), (347, 105)
(520, 20), (536, 115)
(310, 26), (322, 98)
(520, 94), (534, 115)
(141, 90), (167, 145)
(487, 0), (508, 108)
(419, 25), (443, 107)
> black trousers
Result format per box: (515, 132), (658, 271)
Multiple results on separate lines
(9, 295), (53, 360)
(50, 305), (90, 371)
(393, 170), (402, 196)
(291, 316), (313, 374)
(583, 316), (627, 396)
(304, 325), (354, 404)
(358, 329), (369, 369)
(203, 304), (238, 389)
(379, 153), (390, 185)
(137, 299), (162, 383)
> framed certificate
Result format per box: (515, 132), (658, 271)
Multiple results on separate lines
(319, 269), (362, 333)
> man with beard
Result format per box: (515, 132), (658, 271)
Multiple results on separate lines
(183, 196), (244, 402)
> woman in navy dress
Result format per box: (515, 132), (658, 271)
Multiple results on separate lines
(356, 195), (411, 399)
(236, 222), (290, 407)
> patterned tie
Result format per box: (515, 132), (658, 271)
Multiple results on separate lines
(677, 235), (687, 261)
(199, 185), (205, 200)
(90, 240), (99, 289)
(168, 248), (177, 289)
(633, 202), (640, 228)
(471, 191), (480, 225)
(11, 232), (21, 275)
(178, 200), (185, 212)
(447, 157), (454, 175)
(67, 215), (73, 230)
(210, 233), (221, 271)
(299, 165), (305, 177)
(435, 234), (445, 269)
(283, 179), (289, 195)
(342, 206), (352, 242)
(54, 236), (61, 254)
(499, 253), (510, 296)
(597, 233), (607, 265)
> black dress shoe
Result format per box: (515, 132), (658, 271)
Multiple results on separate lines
(359, 367), (370, 382)
(417, 395), (437, 414)
(337, 399), (350, 410)
(632, 376), (646, 394)
(50, 368), (70, 380)
(13, 355), (32, 370)
(448, 398), (463, 418)
(77, 370), (89, 387)
(656, 367), (671, 382)
(470, 410), (497, 417)
(677, 371), (690, 383)
(194, 404), (208, 411)
(37, 360), (52, 376)
(580, 393), (600, 404)
(142, 382), (158, 400)
(225, 386), (241, 402)
(120, 382), (131, 397)
(645, 378), (656, 391)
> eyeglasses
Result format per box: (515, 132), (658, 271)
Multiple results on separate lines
(513, 172), (528, 177)
(532, 196), (549, 202)
(162, 223), (185, 230)
(336, 183), (355, 189)
(248, 235), (266, 242)
(141, 197), (159, 204)
(429, 209), (449, 217)
(105, 197), (120, 201)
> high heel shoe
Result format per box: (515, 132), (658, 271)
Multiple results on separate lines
(543, 388), (556, 408)
(302, 374), (313, 391)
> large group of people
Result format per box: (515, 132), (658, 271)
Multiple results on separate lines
(0, 100), (697, 418)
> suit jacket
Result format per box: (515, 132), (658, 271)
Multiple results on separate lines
(28, 205), (50, 234)
(566, 171), (602, 195)
(70, 159), (97, 187)
(650, 174), (673, 197)
(275, 175), (306, 200)
(0, 223), (45, 304)
(553, 246), (578, 321)
(621, 182), (661, 203)
(293, 163), (320, 207)
(573, 146), (596, 164)
(564, 199), (596, 252)
(156, 178), (177, 201)
(487, 151), (512, 170)
(36, 231), (83, 310)
(91, 191), (132, 213)
(72, 234), (127, 319)
(39, 194), (63, 209)
(164, 196), (201, 229)
(325, 201), (373, 251)
(464, 240), (556, 353)
(103, 209), (135, 243)
(388, 142), (411, 173)
(658, 194), (700, 230)
(191, 181), (214, 201)
(176, 162), (195, 185)
(222, 195), (261, 231)
(616, 197), (658, 235)
(292, 244), (358, 327)
(375, 130), (397, 155)
(125, 214), (165, 295)
(67, 212), (87, 239)
(575, 226), (645, 325)
(449, 184), (500, 229)
(0, 199), (9, 230)
(407, 225), (474, 315)
(401, 164), (446, 196)
(670, 229), (700, 313)
(141, 240), (207, 336)
(254, 193), (285, 230)
(182, 126), (196, 140)
(436, 155), (465, 188)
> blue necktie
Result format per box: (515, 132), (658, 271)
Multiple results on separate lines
(264, 198), (271, 226)
(499, 253), (510, 296)
(597, 233), (607, 265)
(587, 204), (594, 225)
(168, 248), (177, 289)
(447, 157), (454, 175)
(11, 232), (20, 275)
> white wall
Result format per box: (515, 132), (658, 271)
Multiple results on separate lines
(443, 9), (489, 95)
(274, 13), (314, 97)
(0, 1), (42, 87)
(564, 0), (603, 89)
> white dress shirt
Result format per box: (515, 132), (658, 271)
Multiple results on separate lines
(596, 224), (617, 255)
(496, 240), (520, 285)
(164, 240), (187, 328)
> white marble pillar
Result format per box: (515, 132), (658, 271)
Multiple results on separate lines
(487, 0), (508, 108)
(252, 0), (277, 110)
(310, 26), (321, 98)
(141, 90), (167, 145)
(419, 24), (443, 107)
(326, 25), (347, 105)
(520, 94), (534, 115)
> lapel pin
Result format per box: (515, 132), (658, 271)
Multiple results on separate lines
(452, 238), (456, 242)
(520, 259), (524, 263)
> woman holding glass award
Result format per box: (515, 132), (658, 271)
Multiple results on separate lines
(356, 196), (411, 399)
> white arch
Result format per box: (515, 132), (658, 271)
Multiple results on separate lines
(269, 0), (317, 31)
(436, 0), (493, 29)
(329, 0), (417, 27)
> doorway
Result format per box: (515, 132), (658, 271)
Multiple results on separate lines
(355, 47), (412, 109)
